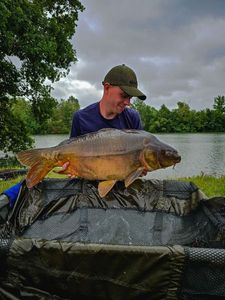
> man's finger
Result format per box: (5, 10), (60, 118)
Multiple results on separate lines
(53, 161), (70, 173)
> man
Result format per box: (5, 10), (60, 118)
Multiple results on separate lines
(0, 64), (146, 206)
(70, 64), (146, 137)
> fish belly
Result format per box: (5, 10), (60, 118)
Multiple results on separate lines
(71, 152), (141, 181)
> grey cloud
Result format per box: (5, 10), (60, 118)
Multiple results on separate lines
(52, 0), (225, 110)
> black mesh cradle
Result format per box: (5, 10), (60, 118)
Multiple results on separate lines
(0, 178), (225, 299)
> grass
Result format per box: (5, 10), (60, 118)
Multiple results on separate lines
(177, 175), (225, 198)
(0, 175), (25, 193)
(0, 170), (224, 197)
(0, 169), (66, 194)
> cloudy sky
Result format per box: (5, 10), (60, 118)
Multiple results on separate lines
(52, 0), (225, 110)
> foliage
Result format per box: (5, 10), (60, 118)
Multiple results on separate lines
(46, 96), (80, 134)
(0, 98), (34, 154)
(132, 95), (225, 133)
(131, 99), (158, 131)
(31, 94), (58, 134)
(0, 0), (84, 152)
(11, 97), (38, 133)
(212, 95), (225, 131)
(10, 96), (80, 135)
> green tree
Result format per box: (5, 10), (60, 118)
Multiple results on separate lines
(203, 108), (215, 132)
(132, 97), (225, 134)
(154, 104), (173, 133)
(213, 95), (225, 113)
(0, 98), (33, 153)
(132, 99), (157, 132)
(194, 110), (207, 132)
(47, 96), (80, 134)
(212, 95), (225, 132)
(32, 94), (58, 134)
(0, 0), (84, 153)
(172, 101), (197, 132)
(11, 97), (38, 134)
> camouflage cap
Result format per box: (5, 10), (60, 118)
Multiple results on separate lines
(103, 64), (146, 100)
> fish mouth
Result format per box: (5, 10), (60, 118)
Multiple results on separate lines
(173, 153), (181, 163)
(159, 150), (181, 167)
(172, 157), (181, 168)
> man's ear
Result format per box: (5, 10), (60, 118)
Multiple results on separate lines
(103, 82), (111, 93)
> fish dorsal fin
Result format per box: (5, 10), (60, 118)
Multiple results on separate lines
(98, 180), (117, 198)
(124, 167), (145, 188)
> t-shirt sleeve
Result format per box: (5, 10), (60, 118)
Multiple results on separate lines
(70, 112), (81, 138)
(133, 110), (143, 130)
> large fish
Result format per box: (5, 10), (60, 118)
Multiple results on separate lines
(16, 128), (181, 197)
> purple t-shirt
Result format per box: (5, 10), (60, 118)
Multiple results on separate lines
(70, 102), (143, 138)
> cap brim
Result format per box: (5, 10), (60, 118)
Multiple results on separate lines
(120, 86), (146, 100)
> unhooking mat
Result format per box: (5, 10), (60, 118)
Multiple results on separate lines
(0, 178), (225, 300)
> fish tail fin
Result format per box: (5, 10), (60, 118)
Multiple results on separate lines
(16, 149), (43, 167)
(16, 149), (54, 188)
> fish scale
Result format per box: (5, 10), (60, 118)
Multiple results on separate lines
(59, 129), (153, 156)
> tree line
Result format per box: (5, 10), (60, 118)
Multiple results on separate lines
(11, 94), (225, 137)
(132, 95), (225, 133)
(11, 95), (80, 134)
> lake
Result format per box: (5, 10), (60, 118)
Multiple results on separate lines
(34, 133), (225, 179)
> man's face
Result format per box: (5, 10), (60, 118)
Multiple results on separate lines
(107, 85), (132, 114)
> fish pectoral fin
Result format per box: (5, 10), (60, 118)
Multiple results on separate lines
(26, 161), (52, 188)
(124, 167), (145, 188)
(98, 180), (117, 198)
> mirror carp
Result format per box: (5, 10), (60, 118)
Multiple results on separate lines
(16, 128), (181, 197)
